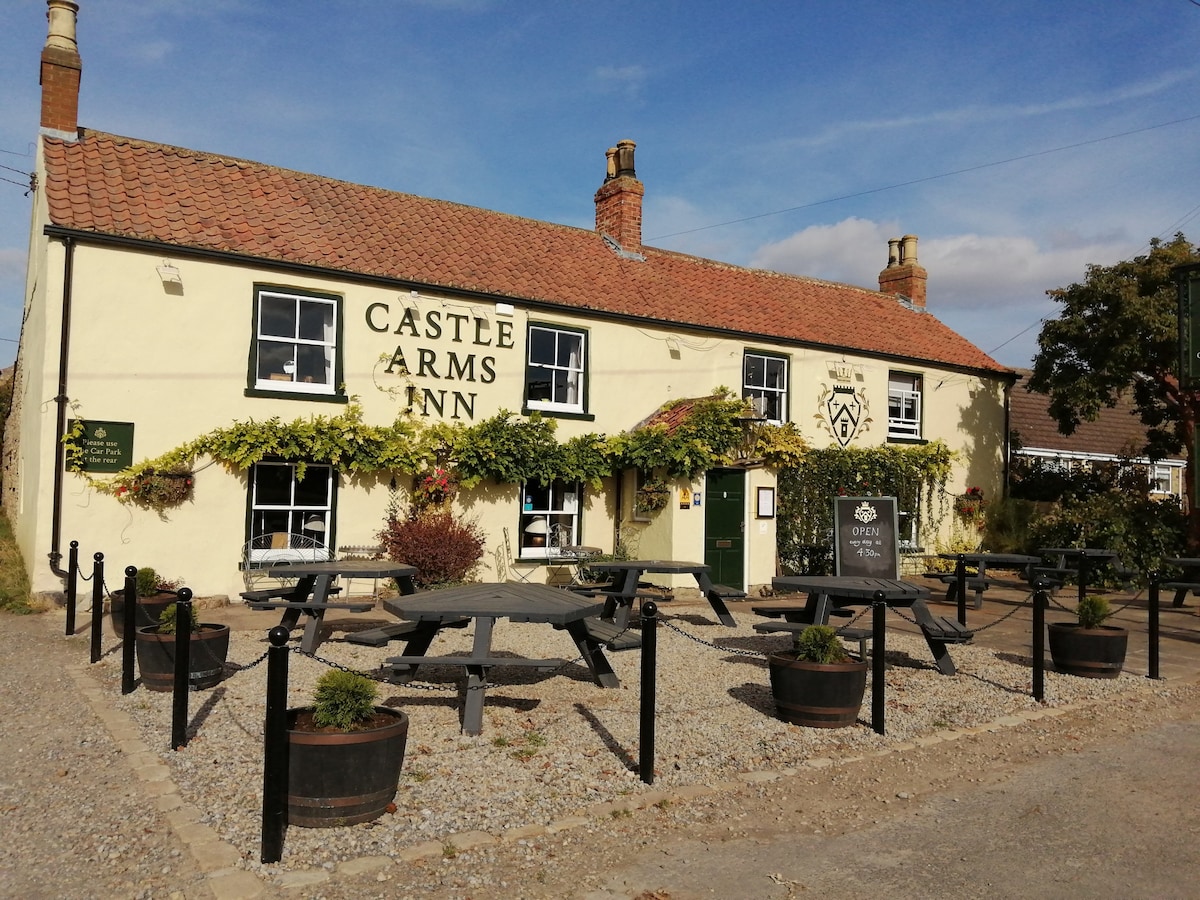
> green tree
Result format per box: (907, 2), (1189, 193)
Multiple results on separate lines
(1028, 233), (1200, 545)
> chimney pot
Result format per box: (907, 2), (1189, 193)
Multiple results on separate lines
(45, 0), (79, 51)
(615, 139), (637, 178)
(40, 0), (82, 139)
(901, 234), (918, 265)
(887, 238), (901, 268)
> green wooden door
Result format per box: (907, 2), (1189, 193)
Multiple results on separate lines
(704, 469), (745, 589)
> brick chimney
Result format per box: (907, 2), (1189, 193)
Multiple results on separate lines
(40, 0), (81, 140)
(878, 234), (927, 309)
(594, 139), (644, 251)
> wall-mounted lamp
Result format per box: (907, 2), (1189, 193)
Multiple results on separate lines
(665, 337), (681, 358)
(156, 261), (182, 285)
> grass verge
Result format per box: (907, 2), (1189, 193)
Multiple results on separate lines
(0, 510), (33, 613)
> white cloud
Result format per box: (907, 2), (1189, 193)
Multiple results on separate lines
(593, 64), (648, 100)
(749, 218), (1142, 366)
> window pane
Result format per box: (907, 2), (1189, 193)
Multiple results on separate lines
(529, 328), (555, 365)
(260, 296), (296, 338)
(255, 465), (294, 506)
(257, 341), (295, 382)
(556, 332), (582, 367)
(295, 467), (332, 506)
(297, 301), (333, 341)
(744, 355), (765, 387)
(295, 344), (331, 385)
(764, 358), (786, 388)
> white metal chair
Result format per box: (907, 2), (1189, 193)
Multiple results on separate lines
(501, 527), (534, 583)
(241, 532), (330, 592)
(337, 544), (386, 598)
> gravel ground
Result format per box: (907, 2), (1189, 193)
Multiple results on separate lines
(5, 598), (1189, 899)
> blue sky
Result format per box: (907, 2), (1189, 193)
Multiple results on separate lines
(2, 0), (1199, 370)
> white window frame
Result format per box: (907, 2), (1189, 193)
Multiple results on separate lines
(253, 288), (340, 395)
(247, 461), (335, 563)
(1150, 463), (1176, 496)
(526, 324), (586, 414)
(743, 351), (789, 425)
(888, 372), (923, 439)
(518, 478), (582, 560)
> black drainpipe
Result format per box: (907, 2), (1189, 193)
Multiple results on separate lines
(48, 235), (75, 580)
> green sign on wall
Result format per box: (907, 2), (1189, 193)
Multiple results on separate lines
(70, 420), (134, 472)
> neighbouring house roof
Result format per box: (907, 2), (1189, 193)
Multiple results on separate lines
(41, 131), (1012, 377)
(1009, 370), (1183, 461)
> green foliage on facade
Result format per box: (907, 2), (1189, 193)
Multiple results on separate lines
(64, 389), (815, 511)
(776, 442), (954, 574)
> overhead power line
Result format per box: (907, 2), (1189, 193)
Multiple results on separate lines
(647, 113), (1200, 241)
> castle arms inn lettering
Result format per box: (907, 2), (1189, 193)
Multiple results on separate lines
(365, 302), (517, 420)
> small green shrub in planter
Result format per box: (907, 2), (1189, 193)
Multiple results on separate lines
(154, 600), (199, 635)
(795, 624), (852, 664)
(136, 567), (180, 598)
(1076, 594), (1111, 629)
(312, 670), (379, 731)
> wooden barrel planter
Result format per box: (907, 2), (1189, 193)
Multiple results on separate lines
(134, 624), (230, 691)
(286, 707), (409, 827)
(109, 590), (177, 637)
(768, 651), (868, 728)
(1047, 623), (1128, 679)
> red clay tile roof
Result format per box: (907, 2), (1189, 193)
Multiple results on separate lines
(43, 131), (1010, 375)
(1010, 370), (1181, 460)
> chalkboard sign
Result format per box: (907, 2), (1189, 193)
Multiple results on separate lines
(834, 496), (899, 578)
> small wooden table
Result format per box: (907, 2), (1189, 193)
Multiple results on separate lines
(1036, 548), (1128, 605)
(763, 576), (966, 675)
(583, 560), (741, 627)
(247, 559), (418, 653)
(1162, 557), (1200, 607)
(936, 552), (1042, 619)
(383, 582), (613, 735)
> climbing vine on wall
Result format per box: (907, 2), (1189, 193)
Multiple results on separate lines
(776, 442), (953, 574)
(64, 390), (812, 513)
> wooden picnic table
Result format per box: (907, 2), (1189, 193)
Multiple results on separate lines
(383, 581), (615, 736)
(581, 559), (743, 628)
(244, 559), (417, 653)
(1162, 557), (1200, 607)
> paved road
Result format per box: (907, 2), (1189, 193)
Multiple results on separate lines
(585, 707), (1200, 899)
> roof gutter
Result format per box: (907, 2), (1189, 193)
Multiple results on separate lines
(48, 234), (74, 581)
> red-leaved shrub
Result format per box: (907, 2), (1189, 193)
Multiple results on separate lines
(378, 510), (486, 588)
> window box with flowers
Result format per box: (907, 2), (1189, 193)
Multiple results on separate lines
(412, 467), (456, 512)
(955, 486), (985, 524)
(113, 467), (195, 512)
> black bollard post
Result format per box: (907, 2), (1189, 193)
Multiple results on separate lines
(89, 553), (104, 664)
(65, 541), (79, 636)
(1032, 582), (1048, 702)
(171, 588), (193, 750)
(262, 625), (292, 863)
(1148, 570), (1161, 680)
(871, 593), (886, 735)
(639, 601), (659, 786)
(955, 553), (968, 626)
(121, 566), (138, 695)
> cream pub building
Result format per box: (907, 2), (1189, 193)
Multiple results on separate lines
(5, 1), (1015, 601)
